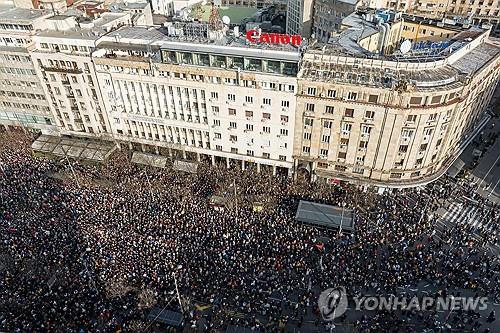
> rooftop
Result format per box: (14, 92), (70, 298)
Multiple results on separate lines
(0, 8), (50, 24)
(300, 37), (500, 90)
(194, 5), (260, 25)
(99, 25), (301, 58)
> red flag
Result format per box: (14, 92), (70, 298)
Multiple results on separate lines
(315, 242), (325, 251)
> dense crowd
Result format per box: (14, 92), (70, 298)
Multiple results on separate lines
(0, 129), (498, 332)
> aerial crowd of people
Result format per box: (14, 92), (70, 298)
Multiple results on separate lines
(0, 129), (498, 333)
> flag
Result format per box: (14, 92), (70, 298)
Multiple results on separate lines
(315, 242), (325, 251)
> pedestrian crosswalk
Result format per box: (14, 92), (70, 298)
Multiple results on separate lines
(436, 200), (499, 253)
(441, 202), (485, 229)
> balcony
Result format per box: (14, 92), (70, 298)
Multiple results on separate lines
(42, 65), (82, 74)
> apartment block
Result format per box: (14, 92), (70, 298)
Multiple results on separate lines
(294, 11), (500, 185)
(92, 25), (299, 175)
(30, 13), (130, 138)
(0, 8), (57, 134)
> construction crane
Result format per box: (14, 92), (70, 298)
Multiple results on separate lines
(208, 2), (223, 31)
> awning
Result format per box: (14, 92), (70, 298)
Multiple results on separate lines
(173, 159), (198, 174)
(147, 308), (183, 327)
(295, 200), (355, 232)
(131, 151), (168, 168)
(31, 135), (116, 162)
(447, 158), (465, 178)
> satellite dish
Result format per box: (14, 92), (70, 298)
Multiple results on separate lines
(400, 40), (412, 54)
(222, 16), (230, 25)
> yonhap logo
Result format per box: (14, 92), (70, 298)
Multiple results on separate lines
(318, 287), (348, 320)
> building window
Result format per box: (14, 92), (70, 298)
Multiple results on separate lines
(247, 150), (254, 156)
(229, 122), (237, 129)
(323, 120), (332, 128)
(306, 87), (316, 95)
(246, 124), (253, 131)
(305, 118), (313, 126)
(281, 100), (289, 108)
(280, 128), (288, 136)
(390, 172), (403, 179)
(322, 134), (330, 143)
(335, 165), (346, 172)
(281, 115), (289, 123)
(230, 135), (237, 142)
(431, 95), (442, 104)
(347, 92), (357, 100)
(341, 123), (352, 133)
(353, 167), (364, 174)
(325, 105), (334, 114)
(320, 149), (328, 156)
(361, 125), (372, 135)
(263, 98), (271, 105)
(317, 162), (328, 168)
(302, 146), (310, 153)
(420, 143), (428, 151)
(409, 96), (422, 105)
(263, 126), (270, 133)
(306, 103), (315, 112)
(423, 128), (434, 136)
(338, 152), (347, 159)
(344, 108), (354, 117)
(407, 115), (417, 122)
(365, 111), (374, 119)
(228, 93), (236, 102)
(229, 108), (236, 115)
(399, 145), (408, 153)
(262, 152), (270, 158)
(304, 132), (312, 140)
(245, 110), (253, 118)
(231, 147), (238, 154)
(401, 129), (414, 139)
(368, 94), (379, 103)
(216, 145), (222, 151)
(245, 96), (253, 104)
(327, 90), (336, 98)
(279, 155), (286, 161)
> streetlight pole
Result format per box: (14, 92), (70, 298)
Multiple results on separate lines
(60, 145), (80, 188)
(173, 271), (184, 314)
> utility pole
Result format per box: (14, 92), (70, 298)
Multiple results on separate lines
(60, 145), (80, 188)
(233, 178), (238, 222)
(173, 272), (183, 314)
(144, 167), (155, 202)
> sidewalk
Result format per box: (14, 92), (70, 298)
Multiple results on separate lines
(458, 85), (500, 203)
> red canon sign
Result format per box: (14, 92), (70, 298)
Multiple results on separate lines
(246, 30), (302, 47)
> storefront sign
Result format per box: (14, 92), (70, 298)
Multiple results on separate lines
(246, 30), (302, 47)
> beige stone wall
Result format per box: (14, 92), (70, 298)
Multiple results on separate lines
(294, 46), (500, 184)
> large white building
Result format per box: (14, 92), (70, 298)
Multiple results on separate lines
(91, 25), (299, 175)
(0, 8), (58, 134)
(30, 13), (130, 138)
